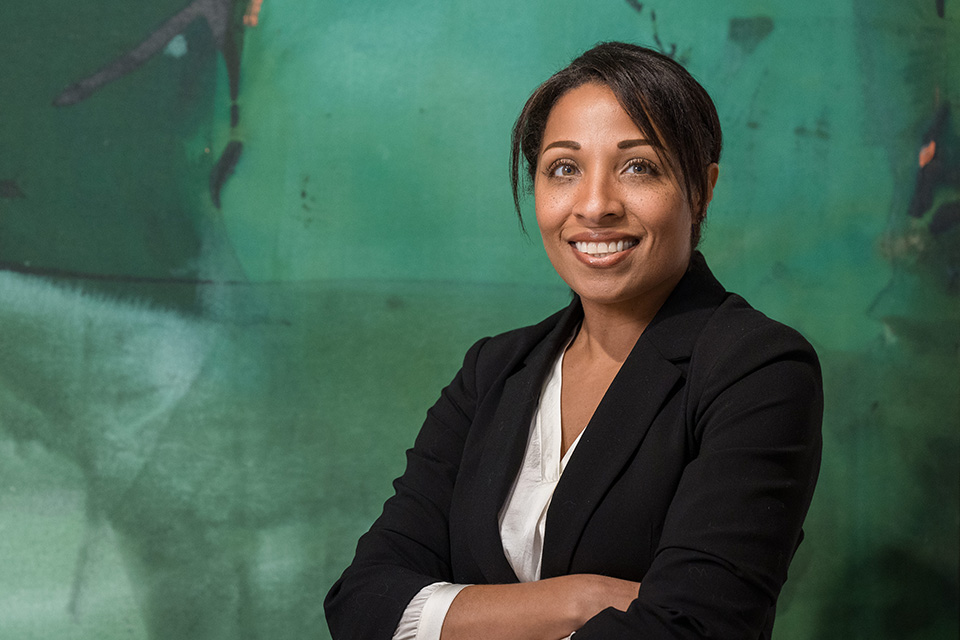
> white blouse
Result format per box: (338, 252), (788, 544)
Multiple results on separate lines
(393, 341), (581, 640)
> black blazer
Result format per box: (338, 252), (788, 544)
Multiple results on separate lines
(325, 253), (823, 639)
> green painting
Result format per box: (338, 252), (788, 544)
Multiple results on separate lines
(0, 1), (956, 638)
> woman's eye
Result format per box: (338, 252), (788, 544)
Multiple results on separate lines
(547, 161), (578, 178)
(625, 159), (657, 175)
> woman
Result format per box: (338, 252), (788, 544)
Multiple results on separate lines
(325, 42), (822, 640)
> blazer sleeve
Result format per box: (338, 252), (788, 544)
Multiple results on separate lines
(324, 337), (489, 640)
(575, 318), (824, 639)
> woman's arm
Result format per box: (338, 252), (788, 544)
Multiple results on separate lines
(441, 574), (641, 640)
(571, 317), (823, 639)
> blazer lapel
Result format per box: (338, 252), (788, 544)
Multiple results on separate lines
(540, 252), (728, 578)
(539, 336), (682, 578)
(467, 298), (583, 584)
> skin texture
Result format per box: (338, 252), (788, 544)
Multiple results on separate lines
(440, 82), (718, 639)
(441, 575), (640, 640)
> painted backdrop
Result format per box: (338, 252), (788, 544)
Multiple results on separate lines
(1, 1), (957, 638)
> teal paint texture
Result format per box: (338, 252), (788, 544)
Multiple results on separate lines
(0, 1), (957, 638)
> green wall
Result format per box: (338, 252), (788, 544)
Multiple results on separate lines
(0, 1), (957, 638)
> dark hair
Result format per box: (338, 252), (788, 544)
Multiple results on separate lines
(510, 42), (723, 247)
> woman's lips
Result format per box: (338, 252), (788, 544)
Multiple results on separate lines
(568, 237), (639, 266)
(572, 238), (638, 258)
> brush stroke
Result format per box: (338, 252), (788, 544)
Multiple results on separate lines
(0, 179), (26, 199)
(54, 0), (250, 207)
(53, 0), (239, 107)
(908, 104), (955, 219)
(728, 16), (774, 55)
(210, 140), (243, 209)
(930, 201), (960, 236)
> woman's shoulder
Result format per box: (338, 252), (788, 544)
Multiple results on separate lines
(685, 292), (822, 413)
(702, 292), (818, 361)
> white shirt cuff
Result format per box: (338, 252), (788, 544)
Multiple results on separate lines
(392, 582), (469, 640)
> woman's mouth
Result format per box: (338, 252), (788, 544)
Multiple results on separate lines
(573, 239), (638, 258)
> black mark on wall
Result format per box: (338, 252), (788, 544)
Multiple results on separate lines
(908, 104), (956, 220)
(795, 115), (830, 140)
(53, 0), (244, 110)
(0, 179), (26, 199)
(649, 11), (677, 60)
(210, 140), (244, 208)
(53, 0), (251, 208)
(728, 17), (774, 55)
(930, 201), (960, 236)
(623, 2), (688, 63)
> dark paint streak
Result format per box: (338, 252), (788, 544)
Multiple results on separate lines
(923, 103), (950, 144)
(625, 0), (685, 61)
(728, 17), (774, 54)
(909, 166), (938, 218)
(210, 140), (244, 208)
(649, 11), (678, 60)
(0, 179), (26, 199)
(908, 104), (956, 219)
(930, 201), (960, 235)
(221, 23), (243, 126)
(795, 119), (830, 140)
(53, 0), (239, 107)
(52, 0), (249, 207)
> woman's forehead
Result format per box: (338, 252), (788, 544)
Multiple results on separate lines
(541, 84), (649, 147)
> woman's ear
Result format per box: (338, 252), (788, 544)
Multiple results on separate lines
(704, 163), (720, 210)
(694, 163), (720, 224)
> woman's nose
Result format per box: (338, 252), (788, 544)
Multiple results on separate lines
(573, 173), (623, 223)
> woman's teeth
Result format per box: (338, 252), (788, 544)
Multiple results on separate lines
(574, 239), (638, 257)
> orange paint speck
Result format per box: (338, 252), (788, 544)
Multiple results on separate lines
(919, 140), (936, 168)
(244, 0), (263, 26)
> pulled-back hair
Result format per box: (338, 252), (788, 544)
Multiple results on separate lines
(510, 42), (723, 247)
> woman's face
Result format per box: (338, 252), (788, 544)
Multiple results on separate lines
(534, 82), (715, 314)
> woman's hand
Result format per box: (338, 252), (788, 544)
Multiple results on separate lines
(439, 574), (640, 640)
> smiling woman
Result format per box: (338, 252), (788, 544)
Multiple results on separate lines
(533, 83), (716, 325)
(325, 42), (823, 640)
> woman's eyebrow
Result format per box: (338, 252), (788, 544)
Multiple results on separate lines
(541, 139), (652, 152)
(542, 140), (581, 152)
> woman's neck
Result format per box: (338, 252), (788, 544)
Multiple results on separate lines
(572, 298), (658, 365)
(571, 259), (688, 363)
